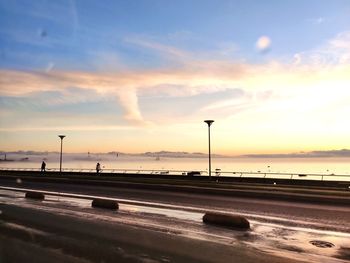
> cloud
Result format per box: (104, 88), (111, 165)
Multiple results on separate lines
(200, 93), (249, 111)
(293, 31), (350, 66)
(309, 17), (325, 25)
(0, 0), (79, 29)
(256, 36), (271, 53)
(124, 36), (189, 60)
(125, 35), (242, 63)
(330, 31), (350, 50)
(45, 62), (55, 72)
(216, 42), (240, 57)
(115, 88), (149, 125)
(293, 53), (302, 65)
(242, 149), (350, 158)
(0, 125), (138, 132)
(1, 32), (350, 127)
(69, 0), (80, 35)
(1, 66), (349, 124)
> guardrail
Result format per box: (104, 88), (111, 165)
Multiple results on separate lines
(0, 167), (206, 176)
(218, 171), (350, 182)
(0, 167), (350, 182)
(1, 167), (350, 182)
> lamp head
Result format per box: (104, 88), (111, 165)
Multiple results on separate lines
(204, 120), (214, 127)
(58, 135), (66, 140)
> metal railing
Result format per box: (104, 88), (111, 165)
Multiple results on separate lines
(1, 166), (350, 182)
(217, 171), (350, 181)
(0, 167), (206, 176)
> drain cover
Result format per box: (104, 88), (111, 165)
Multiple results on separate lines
(309, 240), (335, 248)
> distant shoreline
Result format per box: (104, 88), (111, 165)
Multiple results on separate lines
(2, 149), (350, 158)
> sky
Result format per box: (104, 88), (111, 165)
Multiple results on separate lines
(0, 0), (350, 155)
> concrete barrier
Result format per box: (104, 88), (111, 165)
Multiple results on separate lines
(203, 212), (250, 230)
(25, 191), (45, 200)
(91, 199), (119, 210)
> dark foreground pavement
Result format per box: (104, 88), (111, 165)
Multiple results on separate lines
(0, 204), (308, 263)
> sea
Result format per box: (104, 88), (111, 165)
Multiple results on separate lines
(1, 152), (350, 181)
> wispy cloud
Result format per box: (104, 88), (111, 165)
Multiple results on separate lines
(242, 149), (350, 158)
(1, 31), (350, 128)
(124, 36), (190, 61)
(69, 0), (80, 36)
(0, 125), (139, 132)
(293, 31), (350, 66)
(309, 17), (325, 25)
(0, 0), (78, 28)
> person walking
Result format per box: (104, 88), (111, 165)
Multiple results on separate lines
(41, 161), (46, 173)
(96, 162), (101, 174)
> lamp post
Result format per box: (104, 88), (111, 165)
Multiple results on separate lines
(58, 135), (66, 173)
(204, 120), (214, 177)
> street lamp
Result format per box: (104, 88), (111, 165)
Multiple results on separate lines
(204, 120), (214, 177)
(58, 135), (66, 173)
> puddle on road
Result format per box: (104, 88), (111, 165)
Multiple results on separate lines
(247, 223), (350, 263)
(2, 221), (48, 236)
(310, 240), (335, 248)
(42, 194), (203, 222)
(121, 203), (203, 222)
(44, 195), (91, 208)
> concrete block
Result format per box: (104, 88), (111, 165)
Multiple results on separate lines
(203, 212), (250, 230)
(91, 199), (119, 210)
(25, 191), (45, 200)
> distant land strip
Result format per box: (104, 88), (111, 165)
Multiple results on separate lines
(1, 149), (350, 158)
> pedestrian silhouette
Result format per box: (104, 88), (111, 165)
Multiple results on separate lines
(41, 161), (46, 172)
(96, 162), (101, 174)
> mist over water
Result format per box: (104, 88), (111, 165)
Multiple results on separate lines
(1, 152), (350, 178)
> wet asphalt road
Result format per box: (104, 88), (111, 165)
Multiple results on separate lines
(0, 178), (349, 233)
(1, 177), (350, 263)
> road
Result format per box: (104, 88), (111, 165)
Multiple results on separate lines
(0, 178), (350, 263)
(1, 178), (349, 231)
